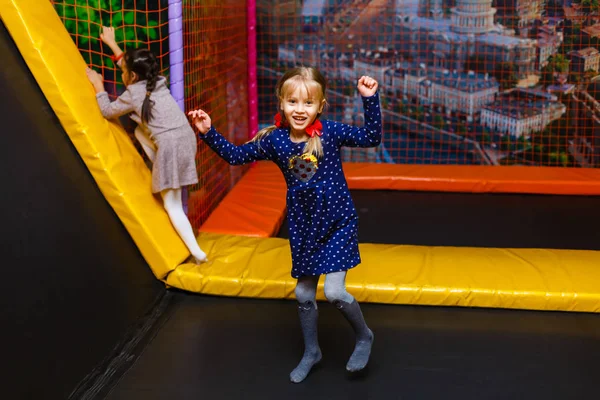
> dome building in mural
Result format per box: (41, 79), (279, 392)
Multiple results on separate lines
(450, 0), (496, 34)
(397, 0), (538, 79)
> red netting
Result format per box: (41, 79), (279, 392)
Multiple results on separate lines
(183, 1), (249, 229)
(256, 0), (600, 167)
(52, 0), (171, 97)
(51, 1), (249, 231)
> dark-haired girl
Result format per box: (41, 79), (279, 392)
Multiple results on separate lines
(86, 26), (207, 264)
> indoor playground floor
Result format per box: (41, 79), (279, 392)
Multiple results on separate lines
(105, 291), (600, 399)
(104, 190), (600, 399)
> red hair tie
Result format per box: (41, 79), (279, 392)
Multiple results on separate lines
(274, 112), (288, 128)
(305, 119), (323, 138)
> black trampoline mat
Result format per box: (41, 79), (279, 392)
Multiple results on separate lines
(277, 190), (600, 250)
(101, 190), (600, 399)
(105, 292), (600, 400)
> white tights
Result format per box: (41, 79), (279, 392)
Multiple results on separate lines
(161, 189), (207, 263)
(135, 127), (207, 263)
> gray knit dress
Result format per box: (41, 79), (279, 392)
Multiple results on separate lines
(96, 76), (198, 193)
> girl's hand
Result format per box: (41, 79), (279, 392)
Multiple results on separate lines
(86, 67), (105, 93)
(188, 109), (212, 134)
(100, 26), (116, 46)
(357, 76), (378, 97)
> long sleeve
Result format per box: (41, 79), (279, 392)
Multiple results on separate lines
(332, 92), (382, 148)
(95, 90), (136, 120)
(199, 126), (272, 165)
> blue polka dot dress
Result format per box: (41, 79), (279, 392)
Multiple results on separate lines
(199, 92), (382, 278)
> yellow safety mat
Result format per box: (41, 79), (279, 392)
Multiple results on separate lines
(167, 232), (600, 313)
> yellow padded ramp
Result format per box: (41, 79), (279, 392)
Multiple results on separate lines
(0, 0), (189, 277)
(168, 232), (600, 313)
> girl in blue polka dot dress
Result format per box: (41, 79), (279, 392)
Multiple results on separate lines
(189, 67), (382, 383)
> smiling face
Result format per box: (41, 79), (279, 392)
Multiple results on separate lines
(279, 77), (325, 137)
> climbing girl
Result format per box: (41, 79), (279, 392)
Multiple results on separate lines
(86, 26), (207, 264)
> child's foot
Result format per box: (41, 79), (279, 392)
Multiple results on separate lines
(346, 329), (374, 372)
(290, 349), (322, 383)
(193, 252), (208, 263)
(188, 249), (208, 264)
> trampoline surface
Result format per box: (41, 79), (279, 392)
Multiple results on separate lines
(277, 190), (600, 250)
(105, 291), (600, 400)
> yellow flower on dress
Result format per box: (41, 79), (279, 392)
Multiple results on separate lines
(289, 153), (318, 170)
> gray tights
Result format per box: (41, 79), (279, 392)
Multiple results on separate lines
(289, 271), (374, 383)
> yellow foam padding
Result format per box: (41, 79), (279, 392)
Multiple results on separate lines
(1, 0), (189, 277)
(167, 232), (600, 313)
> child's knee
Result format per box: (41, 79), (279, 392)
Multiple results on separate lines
(323, 283), (353, 304)
(295, 282), (316, 304)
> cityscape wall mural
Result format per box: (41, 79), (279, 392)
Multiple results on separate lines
(256, 0), (600, 167)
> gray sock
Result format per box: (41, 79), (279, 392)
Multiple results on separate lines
(333, 299), (374, 372)
(290, 300), (322, 383)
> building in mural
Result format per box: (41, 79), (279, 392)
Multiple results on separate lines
(449, 0), (497, 34)
(480, 88), (566, 137)
(494, 0), (546, 37)
(569, 47), (600, 74)
(395, 0), (537, 79)
(536, 24), (563, 70)
(378, 60), (499, 121)
(568, 84), (600, 167)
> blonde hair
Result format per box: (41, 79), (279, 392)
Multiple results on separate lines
(250, 66), (327, 158)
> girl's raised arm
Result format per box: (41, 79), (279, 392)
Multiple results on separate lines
(100, 26), (124, 67)
(332, 92), (382, 148)
(332, 76), (382, 148)
(189, 109), (272, 165)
